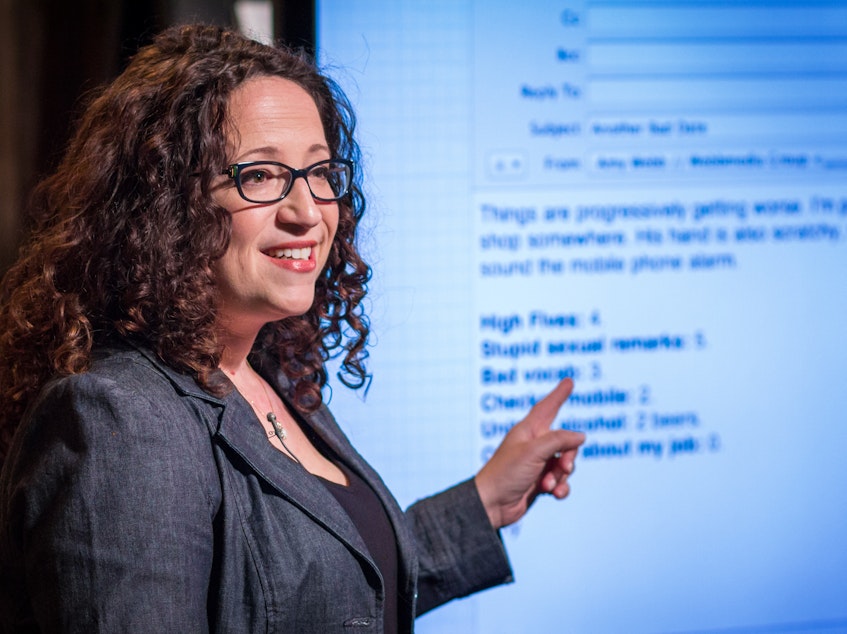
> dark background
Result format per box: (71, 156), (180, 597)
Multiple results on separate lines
(0, 0), (316, 273)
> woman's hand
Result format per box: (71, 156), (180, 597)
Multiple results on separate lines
(474, 378), (586, 529)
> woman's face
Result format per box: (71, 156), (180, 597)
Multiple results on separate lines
(212, 76), (339, 336)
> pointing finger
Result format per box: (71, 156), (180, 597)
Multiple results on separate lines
(525, 378), (574, 433)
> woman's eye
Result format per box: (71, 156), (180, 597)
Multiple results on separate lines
(242, 169), (270, 185)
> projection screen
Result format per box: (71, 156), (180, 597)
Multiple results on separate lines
(317, 2), (847, 632)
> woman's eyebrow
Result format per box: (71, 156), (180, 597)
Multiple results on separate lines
(234, 143), (332, 163)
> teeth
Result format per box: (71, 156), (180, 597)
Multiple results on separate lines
(268, 247), (311, 260)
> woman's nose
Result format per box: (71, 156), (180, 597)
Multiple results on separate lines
(276, 177), (321, 228)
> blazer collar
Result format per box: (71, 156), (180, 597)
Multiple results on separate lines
(129, 343), (417, 582)
(251, 355), (419, 579)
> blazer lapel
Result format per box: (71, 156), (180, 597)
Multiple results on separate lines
(213, 390), (373, 560)
(134, 345), (373, 562)
(139, 344), (418, 598)
(259, 364), (420, 595)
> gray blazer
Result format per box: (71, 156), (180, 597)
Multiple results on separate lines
(0, 344), (512, 633)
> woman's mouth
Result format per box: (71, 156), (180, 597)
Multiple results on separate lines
(265, 246), (312, 260)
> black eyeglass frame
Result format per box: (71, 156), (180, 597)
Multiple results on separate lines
(222, 158), (354, 204)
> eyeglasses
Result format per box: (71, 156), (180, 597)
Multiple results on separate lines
(222, 158), (353, 204)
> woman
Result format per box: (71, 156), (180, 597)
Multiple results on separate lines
(0, 25), (584, 633)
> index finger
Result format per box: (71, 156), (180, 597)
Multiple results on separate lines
(525, 378), (574, 433)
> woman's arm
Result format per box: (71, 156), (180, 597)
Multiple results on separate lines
(404, 378), (585, 616)
(405, 478), (512, 616)
(0, 365), (219, 633)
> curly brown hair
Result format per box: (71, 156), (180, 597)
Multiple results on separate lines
(0, 24), (371, 460)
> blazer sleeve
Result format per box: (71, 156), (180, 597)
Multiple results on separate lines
(0, 366), (220, 633)
(405, 478), (514, 615)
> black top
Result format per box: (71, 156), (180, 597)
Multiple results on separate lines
(319, 462), (399, 634)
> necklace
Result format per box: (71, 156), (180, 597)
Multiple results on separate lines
(255, 373), (302, 466)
